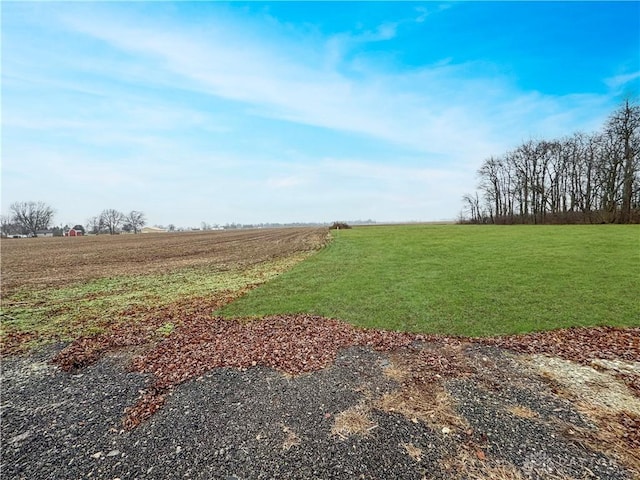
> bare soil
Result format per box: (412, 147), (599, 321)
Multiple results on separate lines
(0, 227), (329, 355)
(0, 227), (329, 295)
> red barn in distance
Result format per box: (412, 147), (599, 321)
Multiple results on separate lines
(66, 225), (85, 237)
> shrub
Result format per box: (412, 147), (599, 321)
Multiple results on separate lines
(329, 222), (351, 230)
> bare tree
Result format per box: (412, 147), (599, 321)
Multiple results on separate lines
(99, 209), (124, 235)
(605, 100), (640, 223)
(86, 216), (102, 234)
(461, 192), (484, 223)
(596, 132), (625, 222)
(10, 201), (55, 236)
(0, 214), (20, 237)
(125, 210), (146, 234)
(478, 156), (502, 222)
(463, 101), (640, 224)
(1, 214), (10, 236)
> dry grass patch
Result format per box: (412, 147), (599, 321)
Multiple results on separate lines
(559, 410), (640, 476)
(466, 463), (528, 480)
(376, 384), (467, 433)
(441, 448), (526, 480)
(281, 424), (301, 450)
(330, 404), (377, 439)
(401, 442), (423, 462)
(392, 342), (475, 380)
(506, 405), (539, 419)
(376, 344), (472, 433)
(382, 363), (409, 383)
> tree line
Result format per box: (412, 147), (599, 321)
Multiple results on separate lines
(1, 202), (146, 237)
(86, 209), (146, 234)
(461, 100), (640, 224)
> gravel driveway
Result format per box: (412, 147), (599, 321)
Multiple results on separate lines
(3, 333), (639, 480)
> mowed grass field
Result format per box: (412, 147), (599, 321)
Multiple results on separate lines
(221, 224), (640, 336)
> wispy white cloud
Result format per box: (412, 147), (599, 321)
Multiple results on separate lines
(414, 4), (452, 23)
(2, 2), (631, 225)
(56, 6), (612, 165)
(38, 26), (413, 165)
(605, 71), (640, 89)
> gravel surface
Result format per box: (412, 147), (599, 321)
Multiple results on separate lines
(2, 336), (639, 480)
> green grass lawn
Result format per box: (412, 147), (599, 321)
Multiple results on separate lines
(220, 225), (640, 336)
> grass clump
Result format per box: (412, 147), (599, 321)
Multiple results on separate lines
(155, 322), (175, 337)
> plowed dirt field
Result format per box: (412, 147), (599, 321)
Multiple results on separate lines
(1, 228), (329, 294)
(0, 228), (329, 354)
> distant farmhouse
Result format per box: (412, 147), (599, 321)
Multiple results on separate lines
(141, 226), (167, 234)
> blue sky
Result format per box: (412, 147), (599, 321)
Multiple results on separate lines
(2, 1), (639, 227)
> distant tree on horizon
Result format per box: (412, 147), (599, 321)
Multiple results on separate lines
(86, 216), (102, 234)
(1, 214), (24, 236)
(99, 209), (124, 235)
(9, 201), (55, 236)
(125, 210), (146, 234)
